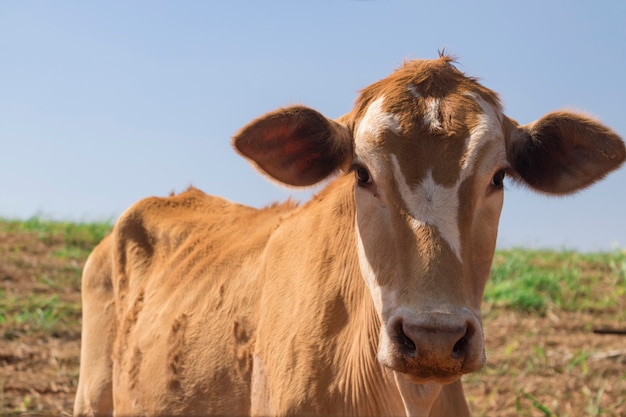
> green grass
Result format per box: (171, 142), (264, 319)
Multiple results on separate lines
(0, 216), (112, 253)
(516, 391), (558, 417)
(0, 291), (81, 338)
(0, 217), (112, 339)
(486, 248), (626, 315)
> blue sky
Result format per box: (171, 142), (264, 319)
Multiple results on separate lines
(1, 1), (625, 251)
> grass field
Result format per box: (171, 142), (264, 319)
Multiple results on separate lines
(1, 217), (625, 416)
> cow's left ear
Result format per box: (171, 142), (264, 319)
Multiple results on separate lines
(506, 111), (625, 194)
(232, 106), (353, 187)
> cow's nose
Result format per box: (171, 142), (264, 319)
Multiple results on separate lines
(392, 314), (475, 362)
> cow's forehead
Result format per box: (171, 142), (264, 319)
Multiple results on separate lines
(352, 57), (504, 184)
(354, 57), (502, 127)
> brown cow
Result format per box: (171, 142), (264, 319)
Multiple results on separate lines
(74, 55), (625, 416)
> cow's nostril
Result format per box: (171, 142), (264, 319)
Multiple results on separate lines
(393, 320), (416, 356)
(452, 323), (473, 359)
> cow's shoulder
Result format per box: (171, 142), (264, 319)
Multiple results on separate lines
(116, 186), (296, 238)
(110, 187), (297, 296)
(117, 186), (240, 227)
(112, 186), (247, 251)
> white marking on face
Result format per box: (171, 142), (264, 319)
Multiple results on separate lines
(357, 221), (401, 364)
(461, 93), (504, 176)
(423, 98), (443, 132)
(355, 96), (401, 150)
(354, 95), (402, 188)
(356, 225), (384, 314)
(391, 155), (462, 260)
(356, 221), (404, 323)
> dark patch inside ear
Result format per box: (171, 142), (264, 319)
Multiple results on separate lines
(233, 107), (352, 187)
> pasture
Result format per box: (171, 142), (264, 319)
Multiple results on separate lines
(0, 218), (624, 416)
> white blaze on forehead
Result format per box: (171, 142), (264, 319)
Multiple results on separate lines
(461, 92), (505, 177)
(355, 96), (401, 149)
(407, 84), (443, 133)
(423, 98), (443, 132)
(391, 155), (462, 261)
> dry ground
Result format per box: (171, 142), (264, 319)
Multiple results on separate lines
(1, 224), (624, 416)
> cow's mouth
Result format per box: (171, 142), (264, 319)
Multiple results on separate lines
(380, 350), (468, 384)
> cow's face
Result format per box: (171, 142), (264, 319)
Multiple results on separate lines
(350, 60), (508, 383)
(233, 56), (625, 385)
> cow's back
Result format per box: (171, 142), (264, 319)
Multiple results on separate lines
(109, 187), (295, 416)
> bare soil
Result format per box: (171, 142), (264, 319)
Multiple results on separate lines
(1, 227), (625, 416)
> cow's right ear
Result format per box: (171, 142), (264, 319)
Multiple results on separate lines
(232, 106), (353, 187)
(505, 112), (625, 195)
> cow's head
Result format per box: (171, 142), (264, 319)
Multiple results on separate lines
(233, 56), (625, 384)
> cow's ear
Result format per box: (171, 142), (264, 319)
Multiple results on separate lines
(232, 106), (353, 187)
(506, 112), (625, 194)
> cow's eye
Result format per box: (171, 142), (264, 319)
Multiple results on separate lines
(353, 166), (372, 186)
(491, 169), (506, 189)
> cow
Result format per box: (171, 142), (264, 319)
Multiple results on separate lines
(74, 55), (625, 417)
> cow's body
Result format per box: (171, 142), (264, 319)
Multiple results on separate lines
(75, 56), (625, 416)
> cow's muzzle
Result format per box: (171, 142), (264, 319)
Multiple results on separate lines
(379, 310), (485, 383)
